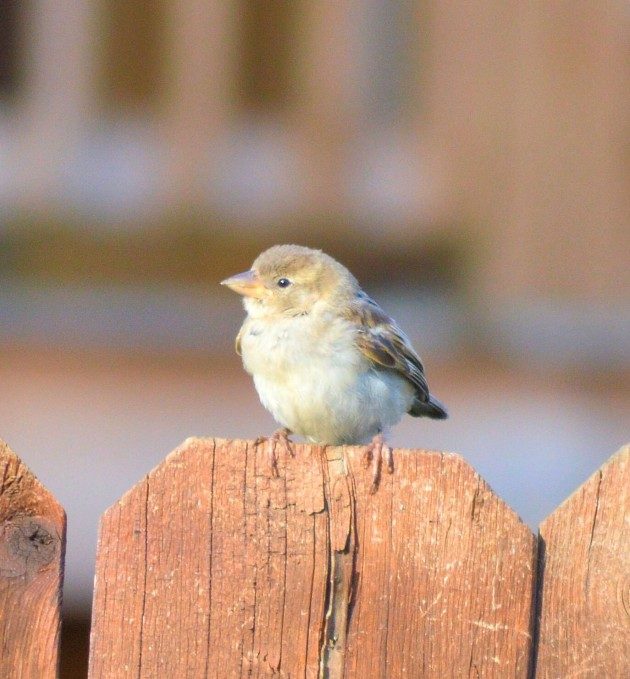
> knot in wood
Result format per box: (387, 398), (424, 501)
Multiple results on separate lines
(0, 515), (59, 578)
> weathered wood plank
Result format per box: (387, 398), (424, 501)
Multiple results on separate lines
(88, 474), (147, 676)
(536, 445), (630, 678)
(88, 438), (537, 677)
(89, 437), (329, 678)
(0, 439), (66, 678)
(343, 446), (537, 677)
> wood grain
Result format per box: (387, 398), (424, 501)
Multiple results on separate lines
(88, 437), (329, 678)
(343, 446), (537, 678)
(536, 444), (630, 678)
(88, 438), (538, 677)
(0, 439), (66, 678)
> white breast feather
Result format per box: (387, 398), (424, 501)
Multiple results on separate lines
(239, 313), (415, 444)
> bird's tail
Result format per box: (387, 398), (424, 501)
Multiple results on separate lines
(409, 394), (448, 419)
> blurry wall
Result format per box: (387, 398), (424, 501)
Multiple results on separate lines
(0, 2), (627, 307)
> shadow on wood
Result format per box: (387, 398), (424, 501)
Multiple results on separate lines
(88, 438), (537, 677)
(0, 439), (66, 678)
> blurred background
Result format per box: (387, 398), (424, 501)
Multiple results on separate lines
(0, 1), (628, 676)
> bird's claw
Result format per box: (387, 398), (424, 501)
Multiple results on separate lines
(254, 428), (294, 477)
(363, 433), (393, 493)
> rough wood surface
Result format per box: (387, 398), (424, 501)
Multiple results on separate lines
(89, 437), (537, 678)
(345, 447), (537, 677)
(89, 438), (329, 678)
(0, 439), (66, 678)
(536, 444), (630, 678)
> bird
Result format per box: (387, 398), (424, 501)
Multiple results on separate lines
(221, 244), (447, 491)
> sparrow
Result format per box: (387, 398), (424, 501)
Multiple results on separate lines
(221, 244), (447, 491)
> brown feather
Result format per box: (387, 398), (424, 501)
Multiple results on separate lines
(347, 292), (430, 404)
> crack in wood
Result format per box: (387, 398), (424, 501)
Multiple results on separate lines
(136, 477), (150, 679)
(203, 438), (217, 679)
(584, 470), (603, 597)
(319, 448), (357, 679)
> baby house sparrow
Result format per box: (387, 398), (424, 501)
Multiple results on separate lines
(221, 244), (447, 490)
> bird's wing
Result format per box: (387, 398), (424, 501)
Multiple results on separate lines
(347, 292), (430, 402)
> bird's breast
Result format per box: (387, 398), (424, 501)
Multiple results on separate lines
(240, 315), (359, 379)
(237, 314), (414, 444)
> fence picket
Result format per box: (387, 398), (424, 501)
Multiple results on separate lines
(536, 445), (630, 678)
(342, 446), (537, 677)
(0, 439), (66, 678)
(88, 438), (537, 677)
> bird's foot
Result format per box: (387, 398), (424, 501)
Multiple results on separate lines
(362, 432), (393, 493)
(254, 427), (294, 477)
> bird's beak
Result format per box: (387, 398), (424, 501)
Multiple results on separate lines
(220, 270), (267, 299)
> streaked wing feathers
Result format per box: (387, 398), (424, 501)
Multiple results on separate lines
(349, 292), (430, 402)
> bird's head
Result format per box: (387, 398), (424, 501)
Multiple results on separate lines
(221, 244), (358, 317)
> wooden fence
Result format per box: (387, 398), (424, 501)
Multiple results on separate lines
(0, 437), (628, 678)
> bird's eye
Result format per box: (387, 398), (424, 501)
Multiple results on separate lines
(277, 278), (291, 288)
